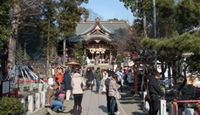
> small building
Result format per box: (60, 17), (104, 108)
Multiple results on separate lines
(65, 18), (130, 69)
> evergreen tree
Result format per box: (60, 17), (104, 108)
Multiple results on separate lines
(57, 0), (88, 38)
(120, 0), (200, 37)
(120, 0), (152, 37)
(176, 0), (200, 33)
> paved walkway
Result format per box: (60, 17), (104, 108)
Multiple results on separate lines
(119, 93), (145, 115)
(32, 89), (144, 115)
(34, 90), (125, 115)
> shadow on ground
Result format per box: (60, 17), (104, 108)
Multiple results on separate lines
(132, 111), (146, 115)
(99, 105), (108, 113)
(120, 101), (143, 104)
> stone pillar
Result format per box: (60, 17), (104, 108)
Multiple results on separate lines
(28, 95), (34, 113)
(160, 99), (167, 115)
(35, 93), (41, 110)
(40, 91), (46, 107)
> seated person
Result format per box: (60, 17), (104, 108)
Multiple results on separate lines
(51, 82), (65, 112)
(51, 98), (64, 112)
(51, 91), (65, 112)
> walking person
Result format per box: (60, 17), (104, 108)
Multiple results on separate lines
(108, 71), (120, 115)
(95, 67), (102, 93)
(105, 70), (111, 114)
(63, 69), (72, 101)
(149, 71), (164, 115)
(123, 69), (128, 85)
(71, 68), (86, 114)
(86, 68), (94, 90)
(102, 70), (108, 93)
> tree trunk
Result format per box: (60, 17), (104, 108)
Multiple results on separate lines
(8, 0), (20, 65)
(46, 19), (50, 78)
(63, 39), (66, 66)
(143, 11), (147, 37)
(50, 46), (56, 63)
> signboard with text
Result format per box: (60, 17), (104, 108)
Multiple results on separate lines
(0, 80), (10, 97)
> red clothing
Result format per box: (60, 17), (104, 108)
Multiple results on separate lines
(55, 73), (64, 85)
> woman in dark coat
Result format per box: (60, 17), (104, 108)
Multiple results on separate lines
(64, 69), (72, 101)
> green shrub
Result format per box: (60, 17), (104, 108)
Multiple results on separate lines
(0, 97), (24, 115)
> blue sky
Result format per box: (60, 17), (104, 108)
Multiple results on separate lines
(82, 0), (135, 25)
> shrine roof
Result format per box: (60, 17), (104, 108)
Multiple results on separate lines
(76, 20), (129, 35)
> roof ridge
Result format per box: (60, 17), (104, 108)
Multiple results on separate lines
(79, 20), (128, 24)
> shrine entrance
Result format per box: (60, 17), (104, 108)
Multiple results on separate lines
(85, 39), (113, 65)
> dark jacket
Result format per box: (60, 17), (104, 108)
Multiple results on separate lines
(105, 77), (111, 91)
(86, 70), (94, 81)
(95, 70), (102, 81)
(149, 77), (164, 97)
(64, 72), (72, 90)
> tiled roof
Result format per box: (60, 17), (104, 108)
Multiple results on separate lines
(75, 20), (129, 35)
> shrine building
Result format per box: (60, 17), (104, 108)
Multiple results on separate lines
(65, 18), (130, 69)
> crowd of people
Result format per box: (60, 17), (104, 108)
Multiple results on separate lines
(45, 64), (132, 115)
(45, 64), (165, 115)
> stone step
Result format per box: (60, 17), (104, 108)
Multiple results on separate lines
(85, 64), (113, 70)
